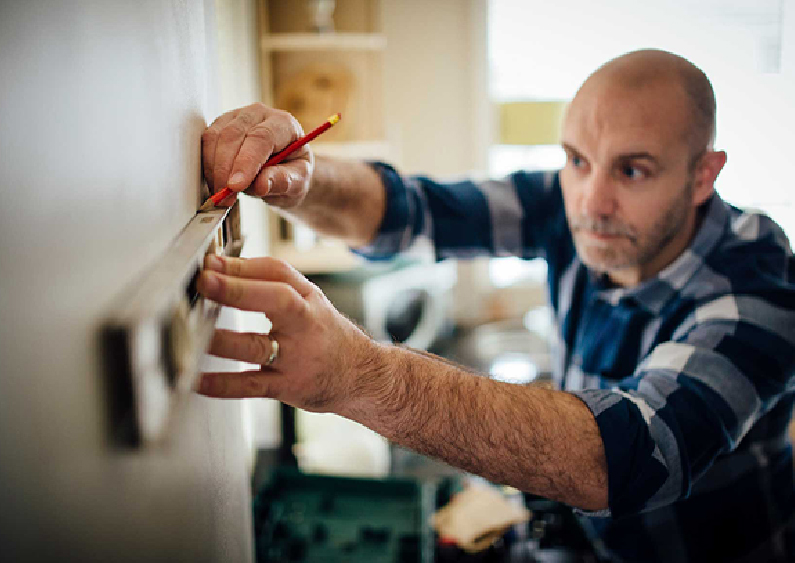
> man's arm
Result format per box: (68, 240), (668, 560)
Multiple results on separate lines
(277, 156), (386, 247)
(203, 104), (564, 261)
(202, 104), (386, 247)
(342, 344), (609, 511)
(194, 253), (608, 511)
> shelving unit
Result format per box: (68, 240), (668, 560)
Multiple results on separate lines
(311, 140), (391, 159)
(258, 0), (389, 273)
(263, 32), (387, 51)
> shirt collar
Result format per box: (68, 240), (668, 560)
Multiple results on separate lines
(592, 193), (729, 315)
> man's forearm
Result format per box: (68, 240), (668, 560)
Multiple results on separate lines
(280, 156), (386, 247)
(341, 343), (609, 511)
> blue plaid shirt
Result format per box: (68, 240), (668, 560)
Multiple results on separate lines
(358, 163), (795, 562)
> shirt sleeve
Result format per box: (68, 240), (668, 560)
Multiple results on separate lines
(571, 293), (795, 518)
(353, 162), (565, 262)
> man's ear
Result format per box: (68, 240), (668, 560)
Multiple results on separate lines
(692, 150), (727, 206)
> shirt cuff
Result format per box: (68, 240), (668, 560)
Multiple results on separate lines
(351, 161), (414, 261)
(570, 388), (671, 519)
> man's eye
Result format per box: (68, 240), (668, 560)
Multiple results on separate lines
(570, 155), (585, 168)
(621, 165), (645, 180)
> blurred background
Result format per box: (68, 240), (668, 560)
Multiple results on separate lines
(1, 0), (793, 561)
(254, 0), (795, 480)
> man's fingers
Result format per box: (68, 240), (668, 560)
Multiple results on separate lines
(211, 106), (305, 195)
(208, 329), (281, 366)
(249, 148), (312, 200)
(198, 369), (281, 399)
(230, 117), (306, 193)
(211, 104), (268, 193)
(223, 121), (277, 193)
(197, 272), (309, 321)
(204, 255), (315, 297)
(201, 110), (239, 192)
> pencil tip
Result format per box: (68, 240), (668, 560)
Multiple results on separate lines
(198, 199), (216, 212)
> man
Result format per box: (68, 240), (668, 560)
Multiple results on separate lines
(199, 50), (795, 561)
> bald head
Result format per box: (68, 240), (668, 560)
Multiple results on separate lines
(577, 49), (716, 155)
(559, 49), (728, 286)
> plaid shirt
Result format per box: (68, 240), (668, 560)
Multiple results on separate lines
(358, 163), (795, 562)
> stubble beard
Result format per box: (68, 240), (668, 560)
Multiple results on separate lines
(572, 181), (693, 275)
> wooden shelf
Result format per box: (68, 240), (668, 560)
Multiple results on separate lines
(260, 0), (387, 275)
(262, 33), (386, 52)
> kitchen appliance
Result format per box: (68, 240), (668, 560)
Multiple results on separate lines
(311, 260), (456, 351)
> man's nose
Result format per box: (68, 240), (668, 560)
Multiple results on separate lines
(581, 171), (618, 217)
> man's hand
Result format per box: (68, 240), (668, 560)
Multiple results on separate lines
(196, 254), (386, 412)
(203, 104), (387, 246)
(201, 103), (313, 209)
(195, 257), (608, 511)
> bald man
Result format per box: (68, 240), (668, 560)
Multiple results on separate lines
(199, 50), (795, 561)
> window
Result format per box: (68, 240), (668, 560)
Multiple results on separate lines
(488, 0), (794, 238)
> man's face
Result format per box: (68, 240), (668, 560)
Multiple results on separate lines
(559, 78), (705, 286)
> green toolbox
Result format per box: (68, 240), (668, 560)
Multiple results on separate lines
(254, 467), (435, 563)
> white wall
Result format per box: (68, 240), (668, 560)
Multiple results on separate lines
(0, 1), (257, 560)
